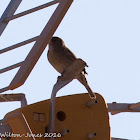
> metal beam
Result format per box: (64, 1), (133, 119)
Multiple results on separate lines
(0, 87), (9, 94)
(111, 138), (129, 140)
(0, 93), (27, 107)
(0, 36), (38, 54)
(108, 102), (140, 115)
(9, 0), (74, 90)
(4, 0), (60, 22)
(129, 102), (140, 109)
(0, 61), (23, 74)
(0, 0), (22, 36)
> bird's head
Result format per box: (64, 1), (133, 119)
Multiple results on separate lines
(49, 37), (65, 48)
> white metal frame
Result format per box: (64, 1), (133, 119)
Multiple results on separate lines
(0, 0), (74, 93)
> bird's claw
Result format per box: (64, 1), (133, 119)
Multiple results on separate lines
(57, 76), (61, 82)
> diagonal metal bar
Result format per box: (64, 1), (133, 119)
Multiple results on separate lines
(0, 0), (22, 36)
(9, 0), (74, 90)
(4, 0), (60, 22)
(0, 61), (23, 74)
(0, 86), (10, 94)
(0, 36), (38, 54)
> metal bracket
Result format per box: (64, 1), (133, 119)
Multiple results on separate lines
(108, 102), (140, 115)
(0, 93), (27, 107)
(47, 59), (87, 140)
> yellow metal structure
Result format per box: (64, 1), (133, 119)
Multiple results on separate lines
(4, 93), (110, 140)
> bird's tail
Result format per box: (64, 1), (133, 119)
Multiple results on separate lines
(77, 73), (96, 99)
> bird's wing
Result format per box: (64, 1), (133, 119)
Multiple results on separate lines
(63, 46), (88, 75)
(63, 46), (77, 61)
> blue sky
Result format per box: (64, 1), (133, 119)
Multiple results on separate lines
(1, 0), (140, 139)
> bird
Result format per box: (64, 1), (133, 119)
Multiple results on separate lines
(47, 36), (96, 99)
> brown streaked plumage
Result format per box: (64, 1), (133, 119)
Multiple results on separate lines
(47, 36), (96, 99)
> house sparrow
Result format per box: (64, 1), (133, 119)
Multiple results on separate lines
(47, 37), (96, 99)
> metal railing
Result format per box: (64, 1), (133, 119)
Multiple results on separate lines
(0, 0), (74, 93)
